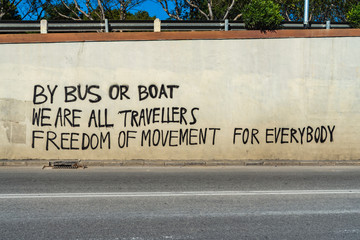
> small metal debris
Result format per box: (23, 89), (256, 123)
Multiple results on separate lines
(42, 160), (86, 169)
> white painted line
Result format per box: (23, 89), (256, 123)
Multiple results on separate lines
(0, 190), (360, 199)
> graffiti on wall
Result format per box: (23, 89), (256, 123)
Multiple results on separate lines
(31, 84), (335, 151)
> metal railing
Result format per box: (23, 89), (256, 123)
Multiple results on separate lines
(0, 19), (352, 33)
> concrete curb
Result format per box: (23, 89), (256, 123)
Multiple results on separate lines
(1, 159), (360, 167)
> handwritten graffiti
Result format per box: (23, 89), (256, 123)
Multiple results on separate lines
(265, 126), (335, 144)
(141, 128), (220, 147)
(31, 84), (335, 151)
(118, 107), (199, 127)
(32, 131), (110, 150)
(233, 126), (335, 145)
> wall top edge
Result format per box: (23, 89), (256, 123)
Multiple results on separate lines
(1, 29), (360, 44)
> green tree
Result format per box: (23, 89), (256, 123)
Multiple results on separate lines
(43, 3), (83, 20)
(347, 3), (360, 28)
(88, 9), (155, 20)
(126, 10), (156, 20)
(157, 0), (250, 20)
(157, 0), (360, 22)
(187, 0), (251, 20)
(157, 0), (190, 20)
(242, 0), (283, 31)
(274, 0), (359, 22)
(42, 0), (146, 20)
(0, 0), (21, 20)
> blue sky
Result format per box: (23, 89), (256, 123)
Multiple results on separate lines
(18, 0), (170, 20)
(131, 0), (170, 20)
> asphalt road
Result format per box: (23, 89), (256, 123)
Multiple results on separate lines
(0, 166), (360, 240)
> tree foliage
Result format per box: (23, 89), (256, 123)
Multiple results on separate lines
(347, 3), (360, 28)
(1, 0), (49, 20)
(242, 0), (283, 31)
(43, 3), (82, 20)
(274, 0), (359, 22)
(188, 0), (251, 20)
(31, 0), (147, 20)
(157, 0), (251, 20)
(2, 0), (360, 28)
(157, 0), (360, 23)
(126, 10), (155, 20)
(0, 0), (21, 19)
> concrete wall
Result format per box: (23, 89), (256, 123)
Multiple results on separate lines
(1, 31), (359, 161)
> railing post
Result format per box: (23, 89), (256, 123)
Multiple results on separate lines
(40, 19), (48, 34)
(225, 19), (229, 31)
(326, 19), (331, 29)
(154, 18), (161, 32)
(303, 0), (309, 28)
(105, 19), (109, 33)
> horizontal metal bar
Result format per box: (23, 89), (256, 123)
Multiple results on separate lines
(0, 23), (39, 27)
(161, 22), (222, 26)
(162, 28), (223, 31)
(110, 23), (153, 27)
(48, 23), (103, 27)
(311, 23), (327, 28)
(331, 24), (351, 28)
(229, 23), (245, 26)
(0, 21), (353, 33)
(0, 29), (40, 32)
(282, 23), (304, 28)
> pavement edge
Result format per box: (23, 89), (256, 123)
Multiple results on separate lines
(1, 159), (360, 167)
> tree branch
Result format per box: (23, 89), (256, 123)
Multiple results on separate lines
(158, 0), (183, 20)
(58, 0), (82, 20)
(54, 7), (80, 20)
(97, 0), (105, 20)
(207, 0), (213, 20)
(233, 13), (242, 21)
(71, 0), (92, 19)
(222, 0), (236, 20)
(185, 0), (209, 20)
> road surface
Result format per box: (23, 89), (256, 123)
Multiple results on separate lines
(0, 166), (359, 239)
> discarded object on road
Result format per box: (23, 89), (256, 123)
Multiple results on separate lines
(42, 160), (86, 169)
